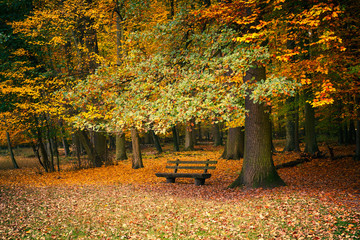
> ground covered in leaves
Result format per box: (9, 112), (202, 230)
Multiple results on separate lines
(0, 144), (359, 239)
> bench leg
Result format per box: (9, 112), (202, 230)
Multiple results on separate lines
(194, 178), (205, 186)
(166, 177), (176, 183)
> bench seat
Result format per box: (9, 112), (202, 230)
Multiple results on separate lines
(155, 159), (216, 185)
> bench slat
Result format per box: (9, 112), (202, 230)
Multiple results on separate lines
(155, 173), (211, 179)
(156, 159), (217, 185)
(166, 166), (216, 170)
(167, 160), (218, 164)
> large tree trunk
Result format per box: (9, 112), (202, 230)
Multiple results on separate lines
(6, 131), (19, 169)
(212, 123), (222, 146)
(304, 100), (319, 154)
(172, 126), (180, 151)
(221, 127), (244, 160)
(131, 128), (143, 169)
(229, 66), (285, 189)
(115, 133), (127, 160)
(184, 121), (195, 151)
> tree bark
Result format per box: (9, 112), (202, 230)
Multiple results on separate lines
(355, 97), (360, 161)
(344, 121), (350, 145)
(31, 143), (44, 170)
(53, 135), (60, 172)
(197, 123), (203, 141)
(73, 133), (82, 168)
(77, 130), (103, 167)
(221, 127), (244, 160)
(304, 100), (319, 154)
(131, 128), (143, 169)
(172, 126), (180, 152)
(294, 94), (300, 151)
(115, 133), (127, 160)
(60, 124), (71, 157)
(39, 136), (51, 173)
(283, 97), (299, 151)
(349, 120), (356, 144)
(45, 116), (55, 172)
(229, 65), (285, 188)
(184, 121), (195, 151)
(151, 130), (163, 154)
(93, 131), (107, 165)
(212, 123), (222, 146)
(284, 119), (297, 151)
(6, 131), (19, 169)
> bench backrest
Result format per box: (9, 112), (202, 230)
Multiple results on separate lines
(166, 159), (217, 174)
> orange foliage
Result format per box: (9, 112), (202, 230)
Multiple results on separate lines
(0, 144), (359, 211)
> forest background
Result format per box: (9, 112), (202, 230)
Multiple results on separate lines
(0, 0), (359, 187)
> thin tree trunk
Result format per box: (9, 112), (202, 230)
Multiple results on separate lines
(151, 130), (163, 154)
(39, 136), (51, 173)
(212, 123), (222, 146)
(31, 143), (44, 170)
(304, 99), (319, 154)
(172, 126), (180, 152)
(77, 130), (103, 167)
(53, 135), (60, 172)
(344, 121), (349, 145)
(283, 97), (297, 151)
(170, 0), (175, 17)
(6, 131), (19, 169)
(115, 133), (127, 160)
(294, 93), (300, 151)
(221, 127), (244, 160)
(229, 65), (285, 188)
(60, 123), (71, 157)
(349, 120), (356, 144)
(184, 121), (195, 151)
(197, 123), (203, 141)
(131, 128), (143, 169)
(62, 136), (71, 157)
(355, 97), (360, 161)
(73, 133), (82, 168)
(45, 116), (55, 172)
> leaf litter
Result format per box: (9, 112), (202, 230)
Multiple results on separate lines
(0, 144), (359, 239)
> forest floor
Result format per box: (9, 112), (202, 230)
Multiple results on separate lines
(0, 142), (359, 239)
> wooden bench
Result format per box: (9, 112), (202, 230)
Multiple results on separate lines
(155, 159), (217, 186)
